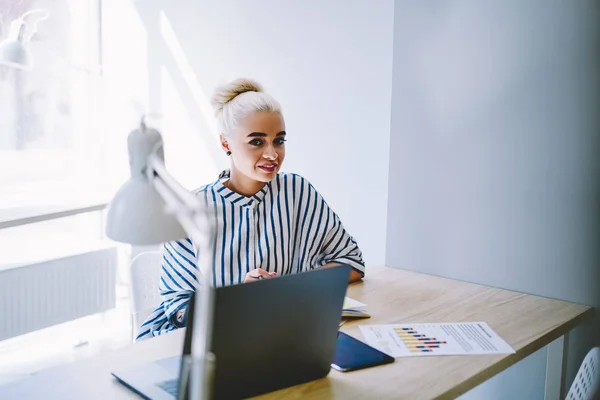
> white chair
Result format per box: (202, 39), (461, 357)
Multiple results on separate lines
(566, 347), (600, 400)
(129, 251), (163, 341)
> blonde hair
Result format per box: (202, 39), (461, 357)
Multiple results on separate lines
(211, 78), (282, 136)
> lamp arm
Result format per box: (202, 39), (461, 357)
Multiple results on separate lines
(147, 152), (215, 282)
(146, 153), (215, 400)
(18, 9), (50, 43)
(148, 153), (202, 212)
(20, 9), (50, 20)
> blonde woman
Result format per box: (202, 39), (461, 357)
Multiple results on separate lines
(138, 79), (365, 340)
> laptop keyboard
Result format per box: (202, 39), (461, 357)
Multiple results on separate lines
(157, 379), (178, 396)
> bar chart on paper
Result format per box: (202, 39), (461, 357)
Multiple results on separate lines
(394, 327), (448, 354)
(359, 322), (515, 358)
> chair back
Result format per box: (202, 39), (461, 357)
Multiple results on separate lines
(566, 347), (600, 400)
(129, 251), (162, 340)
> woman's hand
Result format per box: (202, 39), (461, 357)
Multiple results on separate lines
(244, 268), (277, 283)
(321, 262), (364, 283)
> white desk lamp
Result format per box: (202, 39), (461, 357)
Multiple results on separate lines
(105, 120), (216, 400)
(0, 9), (49, 70)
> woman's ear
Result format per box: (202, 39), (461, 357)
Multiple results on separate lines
(219, 134), (230, 153)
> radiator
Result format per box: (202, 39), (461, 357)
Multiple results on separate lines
(0, 246), (117, 341)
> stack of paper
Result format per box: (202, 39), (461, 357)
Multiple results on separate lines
(342, 297), (370, 318)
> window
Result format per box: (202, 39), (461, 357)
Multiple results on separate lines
(0, 1), (225, 376)
(0, 1), (132, 373)
(0, 0), (124, 211)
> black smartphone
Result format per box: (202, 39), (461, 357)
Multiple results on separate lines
(331, 331), (395, 372)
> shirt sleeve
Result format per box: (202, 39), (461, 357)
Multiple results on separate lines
(306, 181), (366, 276)
(158, 238), (198, 328)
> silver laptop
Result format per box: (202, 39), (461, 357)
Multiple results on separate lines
(112, 265), (351, 399)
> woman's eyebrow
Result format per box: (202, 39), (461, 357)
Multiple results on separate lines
(247, 131), (287, 137)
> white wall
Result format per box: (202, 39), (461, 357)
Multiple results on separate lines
(122, 0), (394, 266)
(387, 1), (600, 398)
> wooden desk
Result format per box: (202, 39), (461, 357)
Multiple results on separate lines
(0, 266), (592, 400)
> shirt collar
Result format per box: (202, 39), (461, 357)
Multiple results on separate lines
(214, 171), (270, 207)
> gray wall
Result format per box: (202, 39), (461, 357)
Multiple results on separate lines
(387, 1), (600, 399)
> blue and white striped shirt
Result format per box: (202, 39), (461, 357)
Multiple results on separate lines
(137, 172), (365, 340)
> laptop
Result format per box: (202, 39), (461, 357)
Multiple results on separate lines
(112, 265), (351, 399)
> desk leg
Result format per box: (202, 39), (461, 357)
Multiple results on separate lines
(544, 333), (569, 400)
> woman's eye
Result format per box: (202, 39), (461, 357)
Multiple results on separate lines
(275, 138), (287, 145)
(249, 139), (263, 146)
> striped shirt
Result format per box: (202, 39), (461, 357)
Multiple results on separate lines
(136, 171), (365, 340)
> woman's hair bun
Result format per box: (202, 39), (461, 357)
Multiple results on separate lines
(211, 78), (263, 114)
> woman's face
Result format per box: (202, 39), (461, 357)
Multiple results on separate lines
(221, 111), (286, 183)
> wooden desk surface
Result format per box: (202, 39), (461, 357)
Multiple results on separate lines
(0, 266), (593, 400)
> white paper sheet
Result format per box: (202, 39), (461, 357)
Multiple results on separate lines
(359, 322), (515, 357)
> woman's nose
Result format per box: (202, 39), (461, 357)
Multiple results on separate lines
(263, 146), (278, 160)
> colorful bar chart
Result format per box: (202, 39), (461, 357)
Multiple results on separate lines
(393, 327), (448, 353)
(360, 323), (516, 358)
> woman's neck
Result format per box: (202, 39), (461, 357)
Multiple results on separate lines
(226, 168), (266, 197)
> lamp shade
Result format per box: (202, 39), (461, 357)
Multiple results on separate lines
(105, 179), (186, 245)
(0, 19), (33, 70)
(105, 123), (187, 245)
(0, 38), (33, 70)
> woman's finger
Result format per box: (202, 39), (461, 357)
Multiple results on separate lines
(244, 269), (275, 282)
(252, 269), (271, 280)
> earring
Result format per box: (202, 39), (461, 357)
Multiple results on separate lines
(226, 151), (231, 156)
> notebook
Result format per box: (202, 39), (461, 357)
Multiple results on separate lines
(342, 297), (370, 319)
